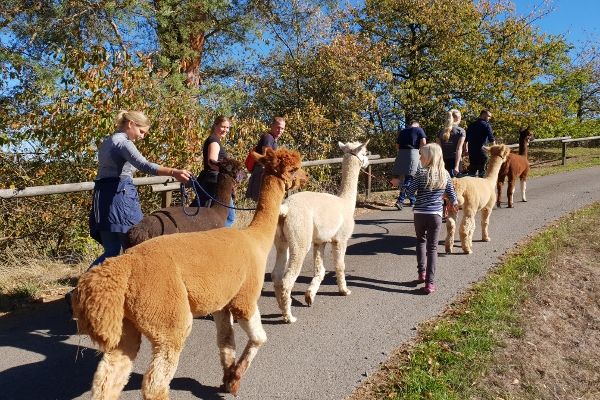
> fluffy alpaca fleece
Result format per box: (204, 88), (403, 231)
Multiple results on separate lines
(125, 157), (247, 247)
(497, 128), (533, 208)
(445, 144), (510, 254)
(272, 140), (369, 323)
(73, 148), (305, 400)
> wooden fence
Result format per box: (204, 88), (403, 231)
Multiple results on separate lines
(1, 135), (598, 202)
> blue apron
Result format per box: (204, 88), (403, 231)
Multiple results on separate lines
(88, 177), (143, 243)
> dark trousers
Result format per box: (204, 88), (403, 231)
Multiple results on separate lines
(468, 154), (488, 177)
(413, 213), (442, 284)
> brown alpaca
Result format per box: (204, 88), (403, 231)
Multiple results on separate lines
(445, 144), (510, 254)
(125, 157), (247, 247)
(496, 128), (533, 208)
(73, 148), (306, 400)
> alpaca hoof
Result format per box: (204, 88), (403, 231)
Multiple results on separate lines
(496, 202), (501, 208)
(226, 379), (241, 396)
(507, 204), (513, 208)
(305, 292), (314, 306)
(445, 245), (453, 254)
(282, 314), (297, 324)
(463, 249), (472, 254)
(339, 288), (351, 296)
(482, 237), (491, 242)
(523, 199), (528, 202)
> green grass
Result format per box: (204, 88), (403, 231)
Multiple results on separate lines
(379, 202), (600, 400)
(528, 145), (600, 177)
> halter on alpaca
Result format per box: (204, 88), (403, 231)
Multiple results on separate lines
(73, 148), (306, 399)
(272, 140), (370, 323)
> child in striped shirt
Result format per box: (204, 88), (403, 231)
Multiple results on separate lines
(405, 143), (458, 294)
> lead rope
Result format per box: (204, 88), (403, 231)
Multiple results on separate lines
(179, 175), (257, 217)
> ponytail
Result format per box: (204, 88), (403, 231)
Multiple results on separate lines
(441, 111), (453, 142)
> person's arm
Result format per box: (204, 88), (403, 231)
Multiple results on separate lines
(405, 170), (421, 198)
(419, 137), (426, 147)
(118, 140), (191, 183)
(445, 173), (459, 211)
(207, 141), (220, 171)
(454, 135), (465, 173)
(156, 166), (191, 183)
(486, 123), (495, 145)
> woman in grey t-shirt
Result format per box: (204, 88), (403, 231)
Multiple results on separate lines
(89, 110), (192, 267)
(436, 109), (466, 178)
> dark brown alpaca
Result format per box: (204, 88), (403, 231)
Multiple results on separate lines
(496, 128), (534, 208)
(125, 157), (247, 247)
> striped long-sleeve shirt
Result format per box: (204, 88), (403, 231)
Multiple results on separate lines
(406, 168), (458, 216)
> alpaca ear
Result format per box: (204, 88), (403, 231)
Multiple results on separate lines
(338, 141), (347, 151)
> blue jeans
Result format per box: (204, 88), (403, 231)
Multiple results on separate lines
(90, 231), (127, 268)
(397, 175), (416, 205)
(225, 198), (235, 227)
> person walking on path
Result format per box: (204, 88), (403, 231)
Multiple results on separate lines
(391, 121), (426, 209)
(465, 109), (495, 177)
(88, 110), (192, 267)
(245, 117), (286, 201)
(437, 109), (466, 178)
(194, 115), (236, 227)
(405, 143), (458, 294)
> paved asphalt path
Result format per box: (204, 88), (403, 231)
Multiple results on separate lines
(1, 167), (599, 400)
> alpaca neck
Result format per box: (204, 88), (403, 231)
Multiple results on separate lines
(248, 174), (285, 236)
(213, 175), (234, 220)
(338, 155), (361, 204)
(518, 138), (528, 158)
(484, 156), (505, 182)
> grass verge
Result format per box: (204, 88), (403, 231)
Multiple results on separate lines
(349, 202), (600, 400)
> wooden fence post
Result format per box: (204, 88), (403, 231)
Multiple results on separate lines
(161, 191), (172, 208)
(562, 141), (567, 165)
(366, 164), (372, 200)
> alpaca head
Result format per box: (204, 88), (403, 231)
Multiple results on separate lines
(254, 148), (307, 190)
(519, 128), (534, 144)
(484, 144), (511, 160)
(338, 140), (370, 168)
(215, 157), (248, 186)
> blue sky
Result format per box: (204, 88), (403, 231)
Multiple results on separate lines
(512, 0), (599, 53)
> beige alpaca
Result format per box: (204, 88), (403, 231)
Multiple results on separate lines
(73, 148), (305, 400)
(445, 144), (510, 254)
(272, 141), (369, 323)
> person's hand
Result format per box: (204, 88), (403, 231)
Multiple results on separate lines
(173, 169), (192, 183)
(453, 168), (460, 177)
(390, 177), (400, 187)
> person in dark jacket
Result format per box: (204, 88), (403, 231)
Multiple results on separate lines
(194, 115), (236, 227)
(245, 117), (286, 201)
(88, 110), (192, 267)
(391, 121), (426, 209)
(465, 110), (495, 177)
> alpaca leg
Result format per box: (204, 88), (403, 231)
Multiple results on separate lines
(275, 244), (309, 323)
(225, 309), (267, 396)
(91, 319), (141, 400)
(459, 212), (475, 254)
(507, 179), (515, 208)
(496, 180), (503, 208)
(481, 207), (492, 242)
(272, 235), (289, 315)
(305, 242), (326, 306)
(445, 207), (458, 253)
(142, 313), (192, 400)
(331, 240), (351, 296)
(213, 310), (236, 389)
(521, 180), (527, 202)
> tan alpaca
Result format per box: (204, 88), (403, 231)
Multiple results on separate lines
(445, 144), (510, 254)
(272, 141), (369, 323)
(73, 148), (305, 400)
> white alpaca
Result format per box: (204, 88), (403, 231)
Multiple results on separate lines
(272, 140), (370, 323)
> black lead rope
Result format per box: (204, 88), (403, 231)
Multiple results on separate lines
(179, 175), (257, 216)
